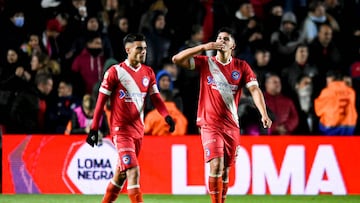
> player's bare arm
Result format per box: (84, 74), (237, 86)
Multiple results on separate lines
(248, 85), (272, 128)
(172, 42), (224, 69)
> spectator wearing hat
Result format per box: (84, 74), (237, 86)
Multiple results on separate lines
(270, 11), (306, 69)
(41, 18), (63, 61)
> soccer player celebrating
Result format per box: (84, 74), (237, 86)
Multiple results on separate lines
(87, 33), (175, 203)
(172, 27), (272, 203)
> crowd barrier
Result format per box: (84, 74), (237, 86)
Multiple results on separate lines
(2, 135), (360, 195)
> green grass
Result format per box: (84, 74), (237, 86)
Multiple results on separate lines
(0, 194), (360, 203)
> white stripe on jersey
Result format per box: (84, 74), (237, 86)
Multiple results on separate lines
(208, 59), (239, 127)
(115, 65), (145, 124)
(99, 87), (111, 95)
(149, 84), (160, 95)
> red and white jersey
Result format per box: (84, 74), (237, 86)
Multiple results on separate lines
(191, 55), (258, 129)
(99, 60), (158, 138)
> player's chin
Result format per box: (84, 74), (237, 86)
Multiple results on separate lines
(139, 56), (146, 63)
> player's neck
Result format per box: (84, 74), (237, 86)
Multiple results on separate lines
(126, 59), (141, 69)
(216, 53), (231, 64)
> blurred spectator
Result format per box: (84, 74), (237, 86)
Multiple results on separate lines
(264, 72), (299, 135)
(98, 0), (126, 34)
(308, 24), (342, 80)
(293, 74), (319, 134)
(65, 94), (109, 144)
(314, 70), (358, 135)
(281, 43), (319, 98)
(66, 15), (113, 61)
(47, 80), (81, 133)
(161, 59), (181, 99)
(251, 48), (273, 90)
(8, 73), (53, 133)
(178, 24), (204, 53)
(262, 1), (284, 42)
(108, 15), (129, 62)
(0, 48), (31, 89)
(142, 10), (174, 72)
(20, 33), (45, 59)
(29, 52), (61, 83)
(0, 8), (28, 59)
(283, 0), (308, 23)
(270, 11), (305, 69)
(41, 18), (63, 62)
(300, 0), (340, 44)
(231, 1), (266, 64)
(144, 89), (188, 136)
(156, 69), (183, 112)
(0, 48), (29, 128)
(71, 32), (105, 96)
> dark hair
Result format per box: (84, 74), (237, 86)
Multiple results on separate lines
(264, 72), (280, 82)
(217, 27), (236, 42)
(35, 73), (52, 86)
(326, 70), (343, 81)
(85, 31), (101, 43)
(123, 33), (146, 45)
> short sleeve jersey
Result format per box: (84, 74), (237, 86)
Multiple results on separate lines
(99, 60), (158, 137)
(191, 55), (258, 129)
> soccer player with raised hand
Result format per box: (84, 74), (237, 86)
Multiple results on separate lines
(172, 27), (272, 203)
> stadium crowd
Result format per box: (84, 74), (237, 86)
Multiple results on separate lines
(0, 0), (359, 136)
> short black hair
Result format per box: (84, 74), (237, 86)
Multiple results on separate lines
(35, 73), (52, 86)
(217, 27), (236, 42)
(85, 31), (101, 43)
(123, 33), (146, 45)
(326, 70), (343, 81)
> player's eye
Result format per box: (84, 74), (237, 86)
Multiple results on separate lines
(136, 47), (147, 51)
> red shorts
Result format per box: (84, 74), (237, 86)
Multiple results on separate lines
(200, 125), (240, 167)
(112, 134), (143, 172)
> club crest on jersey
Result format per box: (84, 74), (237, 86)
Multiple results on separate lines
(231, 71), (240, 80)
(205, 148), (210, 157)
(122, 155), (131, 165)
(142, 77), (149, 87)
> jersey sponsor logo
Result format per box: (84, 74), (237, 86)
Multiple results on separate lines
(119, 90), (126, 99)
(118, 89), (146, 102)
(231, 71), (240, 80)
(207, 76), (214, 85)
(206, 75), (239, 93)
(142, 77), (150, 87)
(122, 154), (131, 165)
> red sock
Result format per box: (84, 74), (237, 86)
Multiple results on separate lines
(102, 180), (122, 203)
(208, 176), (223, 203)
(128, 187), (144, 203)
(222, 182), (228, 203)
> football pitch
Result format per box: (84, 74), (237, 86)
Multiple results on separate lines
(1, 194), (360, 203)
